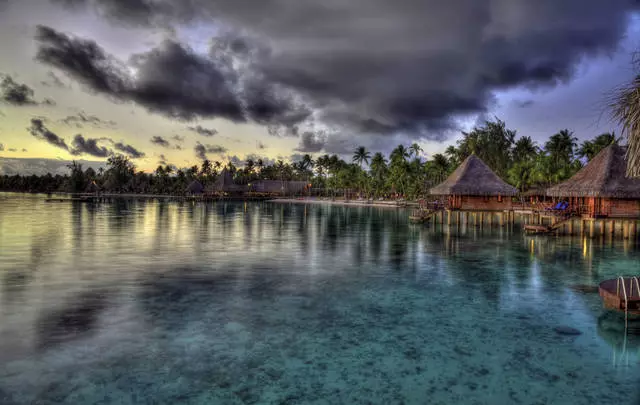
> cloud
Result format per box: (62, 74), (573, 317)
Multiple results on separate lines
(28, 118), (69, 150)
(194, 141), (227, 160)
(1, 74), (38, 106)
(35, 26), (245, 122)
(113, 142), (145, 158)
(41, 71), (69, 88)
(22, 148), (27, 152)
(0, 143), (3, 151)
(513, 99), (535, 108)
(187, 125), (218, 137)
(34, 26), (311, 134)
(257, 141), (266, 149)
(245, 153), (275, 166)
(295, 131), (326, 153)
(172, 134), (185, 143)
(0, 157), (105, 176)
(60, 111), (116, 128)
(45, 0), (640, 139)
(157, 153), (168, 165)
(150, 135), (170, 147)
(226, 153), (276, 168)
(70, 134), (111, 157)
(8, 148), (17, 152)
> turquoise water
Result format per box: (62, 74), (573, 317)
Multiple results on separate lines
(0, 193), (639, 405)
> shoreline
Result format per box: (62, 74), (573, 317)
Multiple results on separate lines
(270, 198), (417, 209)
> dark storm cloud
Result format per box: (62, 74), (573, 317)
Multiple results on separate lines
(70, 134), (111, 157)
(1, 75), (37, 106)
(158, 153), (168, 165)
(113, 142), (145, 158)
(194, 141), (227, 160)
(295, 132), (326, 153)
(172, 134), (185, 143)
(44, 0), (640, 138)
(150, 135), (170, 147)
(60, 111), (116, 128)
(28, 119), (69, 150)
(187, 125), (217, 137)
(35, 26), (244, 122)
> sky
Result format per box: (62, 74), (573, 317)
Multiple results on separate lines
(0, 0), (640, 175)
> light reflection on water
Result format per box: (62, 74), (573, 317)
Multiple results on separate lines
(0, 192), (639, 404)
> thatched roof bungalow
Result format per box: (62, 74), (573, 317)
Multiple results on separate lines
(185, 180), (204, 195)
(207, 169), (247, 195)
(430, 155), (517, 211)
(547, 144), (640, 218)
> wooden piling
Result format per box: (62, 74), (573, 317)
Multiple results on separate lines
(623, 221), (629, 240)
(589, 220), (595, 239)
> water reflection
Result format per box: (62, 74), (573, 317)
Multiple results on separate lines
(598, 312), (640, 367)
(0, 194), (639, 404)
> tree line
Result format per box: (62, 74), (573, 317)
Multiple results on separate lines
(0, 118), (619, 198)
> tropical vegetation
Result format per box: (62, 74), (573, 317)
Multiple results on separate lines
(0, 118), (620, 199)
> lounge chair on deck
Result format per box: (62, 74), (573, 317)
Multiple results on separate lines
(545, 202), (563, 211)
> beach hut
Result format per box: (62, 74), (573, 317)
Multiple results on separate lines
(430, 155), (517, 210)
(185, 179), (204, 195)
(546, 144), (640, 218)
(208, 169), (246, 195)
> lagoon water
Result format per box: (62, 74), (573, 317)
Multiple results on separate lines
(0, 193), (639, 405)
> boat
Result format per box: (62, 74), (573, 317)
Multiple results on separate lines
(599, 277), (640, 316)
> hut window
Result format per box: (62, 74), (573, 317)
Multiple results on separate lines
(497, 195), (503, 202)
(483, 196), (490, 202)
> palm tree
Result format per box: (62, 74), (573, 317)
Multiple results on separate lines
(577, 132), (619, 161)
(545, 129), (578, 167)
(611, 73), (640, 176)
(352, 146), (371, 168)
(300, 154), (314, 171)
(256, 159), (264, 176)
(200, 159), (212, 178)
(512, 136), (538, 162)
(409, 143), (423, 158)
(390, 145), (409, 163)
(245, 159), (255, 174)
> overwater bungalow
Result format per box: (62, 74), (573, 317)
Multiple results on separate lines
(430, 155), (517, 211)
(546, 144), (640, 219)
(185, 180), (204, 195)
(207, 169), (247, 195)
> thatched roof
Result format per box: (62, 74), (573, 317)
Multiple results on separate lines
(546, 144), (640, 198)
(186, 180), (204, 194)
(210, 169), (246, 192)
(430, 154), (517, 196)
